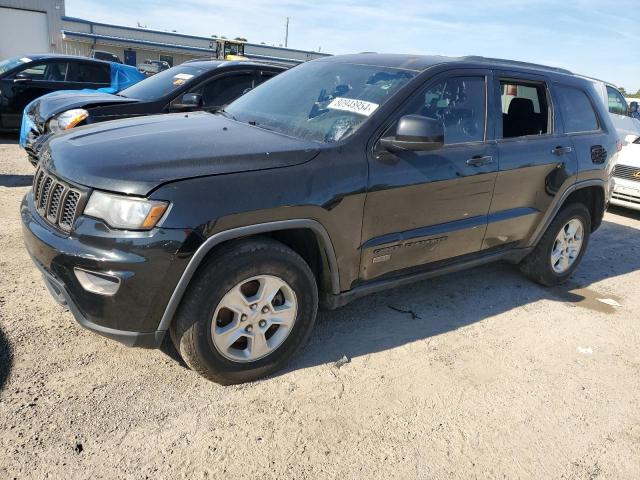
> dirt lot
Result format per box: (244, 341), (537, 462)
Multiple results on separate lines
(0, 135), (639, 479)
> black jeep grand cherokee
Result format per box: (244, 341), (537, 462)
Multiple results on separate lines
(22, 54), (616, 384)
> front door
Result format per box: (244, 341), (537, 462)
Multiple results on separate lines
(360, 71), (498, 281)
(1, 60), (70, 129)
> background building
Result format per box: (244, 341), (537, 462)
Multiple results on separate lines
(0, 0), (329, 66)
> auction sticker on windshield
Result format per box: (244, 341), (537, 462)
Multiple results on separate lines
(173, 73), (194, 86)
(327, 97), (379, 116)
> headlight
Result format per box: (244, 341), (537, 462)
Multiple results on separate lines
(84, 191), (169, 230)
(47, 109), (89, 133)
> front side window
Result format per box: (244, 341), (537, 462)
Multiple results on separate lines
(500, 81), (549, 138)
(224, 61), (416, 143)
(18, 61), (69, 81)
(555, 85), (599, 133)
(606, 86), (628, 116)
(17, 63), (47, 79)
(198, 73), (254, 107)
(119, 65), (207, 100)
(393, 76), (486, 144)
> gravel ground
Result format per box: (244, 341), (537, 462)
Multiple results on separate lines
(1, 134), (639, 479)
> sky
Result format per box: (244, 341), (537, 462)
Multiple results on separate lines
(66, 0), (640, 92)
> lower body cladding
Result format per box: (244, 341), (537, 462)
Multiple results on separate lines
(21, 193), (191, 348)
(610, 176), (640, 211)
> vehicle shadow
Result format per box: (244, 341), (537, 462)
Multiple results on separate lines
(279, 217), (640, 376)
(0, 175), (32, 187)
(608, 205), (640, 221)
(0, 327), (13, 392)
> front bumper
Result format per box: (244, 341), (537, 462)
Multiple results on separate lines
(611, 177), (640, 211)
(21, 192), (192, 348)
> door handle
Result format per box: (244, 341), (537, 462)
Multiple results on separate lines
(552, 146), (573, 155)
(466, 155), (493, 167)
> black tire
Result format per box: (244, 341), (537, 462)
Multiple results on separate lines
(519, 202), (591, 286)
(170, 237), (318, 385)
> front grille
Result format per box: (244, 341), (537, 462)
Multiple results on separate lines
(32, 168), (84, 232)
(613, 164), (640, 182)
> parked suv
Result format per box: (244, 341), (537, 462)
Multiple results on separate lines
(22, 54), (617, 384)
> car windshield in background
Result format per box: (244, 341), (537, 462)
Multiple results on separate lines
(0, 56), (31, 75)
(118, 65), (207, 100)
(224, 61), (416, 143)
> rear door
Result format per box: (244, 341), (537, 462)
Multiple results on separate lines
(360, 69), (498, 281)
(484, 70), (577, 249)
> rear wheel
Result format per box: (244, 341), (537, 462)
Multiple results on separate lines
(171, 237), (318, 385)
(520, 203), (591, 286)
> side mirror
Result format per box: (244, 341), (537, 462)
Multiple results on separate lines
(173, 93), (203, 111)
(13, 72), (32, 82)
(379, 115), (444, 153)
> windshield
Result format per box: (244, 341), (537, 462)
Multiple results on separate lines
(224, 61), (416, 143)
(118, 65), (207, 100)
(0, 56), (32, 75)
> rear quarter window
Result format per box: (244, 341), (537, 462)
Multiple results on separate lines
(555, 85), (599, 133)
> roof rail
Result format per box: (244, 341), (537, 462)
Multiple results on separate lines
(463, 56), (573, 75)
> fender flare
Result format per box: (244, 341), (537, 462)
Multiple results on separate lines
(528, 179), (606, 247)
(157, 219), (340, 332)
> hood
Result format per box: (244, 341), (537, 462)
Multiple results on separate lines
(30, 91), (139, 122)
(45, 112), (320, 196)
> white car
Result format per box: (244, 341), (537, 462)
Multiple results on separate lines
(582, 78), (640, 211)
(610, 133), (640, 211)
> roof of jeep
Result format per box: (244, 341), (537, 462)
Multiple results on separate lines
(314, 53), (574, 77)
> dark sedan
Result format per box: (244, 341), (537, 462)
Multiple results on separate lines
(0, 54), (144, 132)
(20, 60), (286, 164)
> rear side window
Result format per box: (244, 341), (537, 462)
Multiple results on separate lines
(555, 85), (599, 133)
(500, 81), (549, 138)
(606, 86), (628, 115)
(68, 62), (110, 84)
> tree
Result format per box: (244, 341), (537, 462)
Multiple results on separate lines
(234, 37), (248, 42)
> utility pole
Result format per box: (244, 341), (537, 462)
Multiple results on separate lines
(285, 17), (289, 48)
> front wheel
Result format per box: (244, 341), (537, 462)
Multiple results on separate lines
(519, 203), (591, 286)
(171, 238), (318, 385)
